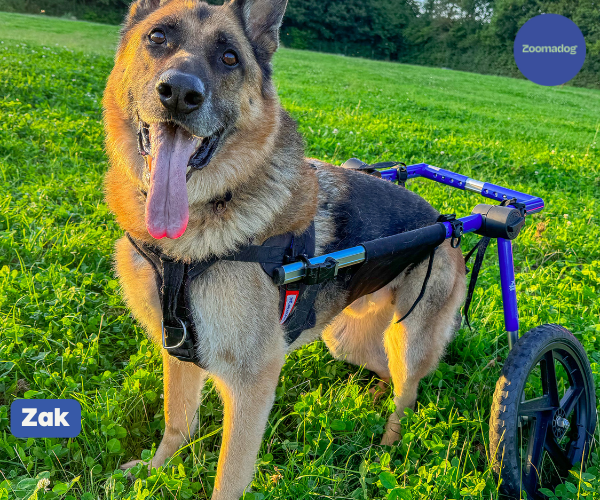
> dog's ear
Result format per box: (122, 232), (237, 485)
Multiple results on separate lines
(229, 0), (288, 57)
(124, 0), (168, 31)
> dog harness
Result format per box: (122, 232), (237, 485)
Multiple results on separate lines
(127, 157), (468, 368)
(126, 216), (452, 368)
(126, 222), (320, 366)
(127, 154), (510, 368)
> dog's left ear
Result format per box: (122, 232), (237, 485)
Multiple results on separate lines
(229, 0), (288, 57)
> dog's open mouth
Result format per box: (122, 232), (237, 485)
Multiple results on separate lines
(137, 121), (220, 240)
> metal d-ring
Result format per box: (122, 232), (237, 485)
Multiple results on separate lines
(161, 318), (188, 349)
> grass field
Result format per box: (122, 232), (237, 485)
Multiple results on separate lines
(1, 12), (600, 500)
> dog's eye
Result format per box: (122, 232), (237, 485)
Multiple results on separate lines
(149, 29), (166, 44)
(222, 50), (239, 67)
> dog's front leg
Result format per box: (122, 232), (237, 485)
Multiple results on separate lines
(123, 351), (207, 470)
(153, 351), (208, 467)
(210, 354), (284, 500)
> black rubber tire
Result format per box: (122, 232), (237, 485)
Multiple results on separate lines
(489, 324), (597, 499)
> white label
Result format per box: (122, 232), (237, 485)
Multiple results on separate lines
(280, 292), (299, 324)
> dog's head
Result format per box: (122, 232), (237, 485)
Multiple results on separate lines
(105, 0), (287, 239)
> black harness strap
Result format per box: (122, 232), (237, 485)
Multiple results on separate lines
(160, 256), (198, 363)
(126, 223), (318, 366)
(222, 245), (290, 265)
(462, 236), (491, 330)
(127, 233), (218, 363)
(462, 198), (522, 329)
(391, 213), (461, 324)
(395, 247), (436, 324)
(126, 233), (161, 287)
(391, 227), (492, 329)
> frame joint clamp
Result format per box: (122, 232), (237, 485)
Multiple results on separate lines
(501, 197), (527, 217)
(299, 256), (339, 285)
(438, 213), (463, 248)
(396, 163), (408, 186)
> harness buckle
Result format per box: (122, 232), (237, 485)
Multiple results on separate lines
(438, 214), (463, 248)
(396, 164), (408, 187)
(161, 318), (189, 350)
(449, 220), (464, 248)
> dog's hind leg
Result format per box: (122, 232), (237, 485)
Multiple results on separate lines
(121, 353), (207, 470)
(322, 286), (395, 383)
(380, 242), (465, 446)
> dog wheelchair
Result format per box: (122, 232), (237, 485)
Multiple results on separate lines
(271, 160), (597, 499)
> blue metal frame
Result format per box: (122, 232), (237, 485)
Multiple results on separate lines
(380, 163), (545, 214)
(380, 163), (544, 348)
(275, 163), (544, 350)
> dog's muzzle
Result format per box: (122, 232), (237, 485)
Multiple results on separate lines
(137, 120), (221, 182)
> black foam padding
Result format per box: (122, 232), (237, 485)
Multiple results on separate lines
(346, 222), (447, 302)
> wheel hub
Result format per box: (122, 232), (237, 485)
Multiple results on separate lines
(552, 408), (570, 441)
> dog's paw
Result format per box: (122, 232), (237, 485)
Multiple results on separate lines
(369, 379), (389, 402)
(120, 460), (148, 483)
(380, 428), (401, 446)
(120, 459), (143, 471)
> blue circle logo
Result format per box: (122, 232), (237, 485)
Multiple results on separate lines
(514, 14), (586, 86)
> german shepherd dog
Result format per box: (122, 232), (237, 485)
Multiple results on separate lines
(103, 0), (466, 497)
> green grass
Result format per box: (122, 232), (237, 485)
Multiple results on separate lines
(1, 13), (600, 500)
(0, 12), (120, 57)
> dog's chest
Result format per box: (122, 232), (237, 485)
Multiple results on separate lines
(186, 261), (284, 369)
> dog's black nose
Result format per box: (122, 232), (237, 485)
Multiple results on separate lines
(156, 70), (205, 114)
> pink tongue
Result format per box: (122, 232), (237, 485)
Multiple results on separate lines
(145, 123), (197, 239)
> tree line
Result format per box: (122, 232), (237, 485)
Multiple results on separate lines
(1, 0), (597, 88)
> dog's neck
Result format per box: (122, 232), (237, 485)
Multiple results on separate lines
(104, 102), (318, 262)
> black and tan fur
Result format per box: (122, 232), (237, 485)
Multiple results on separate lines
(103, 1), (466, 498)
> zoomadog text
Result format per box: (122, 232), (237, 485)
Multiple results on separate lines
(522, 44), (578, 54)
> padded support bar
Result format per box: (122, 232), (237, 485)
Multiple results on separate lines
(344, 222), (447, 301)
(361, 223), (446, 261)
(273, 223), (447, 287)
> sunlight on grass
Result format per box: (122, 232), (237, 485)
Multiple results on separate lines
(0, 12), (599, 500)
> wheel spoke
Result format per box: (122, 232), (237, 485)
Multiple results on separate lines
(544, 435), (572, 475)
(541, 351), (560, 407)
(523, 416), (550, 493)
(560, 385), (584, 417)
(519, 396), (555, 417)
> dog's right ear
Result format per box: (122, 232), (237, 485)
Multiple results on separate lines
(123, 0), (167, 31)
(229, 0), (288, 58)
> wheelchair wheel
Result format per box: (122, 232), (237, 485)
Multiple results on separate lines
(489, 324), (597, 499)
